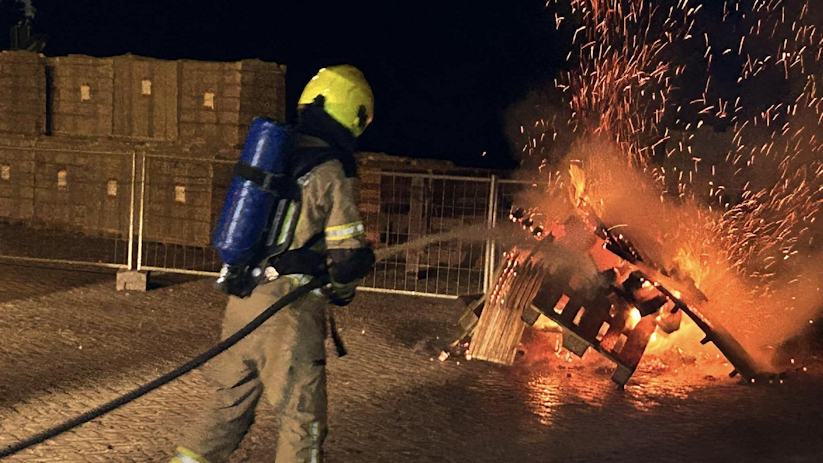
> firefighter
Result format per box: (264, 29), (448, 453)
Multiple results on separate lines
(170, 65), (376, 463)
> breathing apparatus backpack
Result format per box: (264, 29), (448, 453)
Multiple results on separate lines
(213, 117), (321, 298)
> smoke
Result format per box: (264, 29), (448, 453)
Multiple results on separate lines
(515, 137), (823, 369)
(503, 85), (574, 173)
(14, 0), (35, 19)
(499, 0), (823, 371)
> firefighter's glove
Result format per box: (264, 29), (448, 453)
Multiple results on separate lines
(323, 247), (374, 306)
(325, 278), (357, 306)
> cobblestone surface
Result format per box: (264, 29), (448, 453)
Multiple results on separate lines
(0, 265), (822, 462)
(0, 262), (114, 304)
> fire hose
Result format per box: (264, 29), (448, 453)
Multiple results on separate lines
(0, 275), (329, 460)
(0, 233), (474, 459)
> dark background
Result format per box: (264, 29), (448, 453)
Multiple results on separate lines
(1, 1), (801, 169)
(1, 0), (564, 169)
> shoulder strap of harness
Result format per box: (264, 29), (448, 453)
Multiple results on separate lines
(234, 162), (301, 199)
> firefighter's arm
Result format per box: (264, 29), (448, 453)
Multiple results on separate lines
(322, 165), (375, 306)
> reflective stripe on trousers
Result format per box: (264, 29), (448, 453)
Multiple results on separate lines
(310, 421), (321, 463)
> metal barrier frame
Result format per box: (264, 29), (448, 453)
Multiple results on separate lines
(0, 146), (540, 298)
(363, 171), (495, 297)
(0, 145), (135, 270)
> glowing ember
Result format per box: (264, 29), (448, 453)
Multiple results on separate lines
(627, 308), (642, 330)
(509, 0), (823, 372)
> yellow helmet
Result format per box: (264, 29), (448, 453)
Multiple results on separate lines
(298, 65), (374, 138)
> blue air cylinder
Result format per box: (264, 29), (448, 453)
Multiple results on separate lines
(213, 118), (291, 265)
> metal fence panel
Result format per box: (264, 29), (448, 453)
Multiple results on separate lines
(0, 146), (134, 269)
(360, 173), (492, 297)
(138, 163), (500, 298)
(497, 179), (544, 218)
(137, 154), (232, 275)
(0, 145), (530, 299)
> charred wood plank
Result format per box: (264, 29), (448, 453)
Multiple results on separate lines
(469, 251), (544, 365)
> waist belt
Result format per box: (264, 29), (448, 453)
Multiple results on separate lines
(268, 232), (327, 277)
(270, 249), (326, 277)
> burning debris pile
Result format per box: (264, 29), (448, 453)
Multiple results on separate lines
(451, 197), (773, 386)
(447, 0), (823, 385)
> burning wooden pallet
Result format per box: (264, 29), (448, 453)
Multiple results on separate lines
(451, 207), (773, 386)
(463, 246), (660, 384)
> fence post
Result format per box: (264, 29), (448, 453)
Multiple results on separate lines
(136, 151), (147, 271)
(483, 175), (499, 293)
(127, 150), (137, 270)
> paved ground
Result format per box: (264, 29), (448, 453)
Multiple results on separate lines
(1, 263), (822, 462)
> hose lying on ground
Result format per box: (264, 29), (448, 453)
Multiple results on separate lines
(0, 276), (329, 460)
(0, 229), (489, 459)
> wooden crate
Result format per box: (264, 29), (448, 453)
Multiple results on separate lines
(179, 59), (286, 147)
(0, 51), (46, 135)
(49, 55), (114, 137)
(113, 55), (179, 140)
(0, 145), (36, 221)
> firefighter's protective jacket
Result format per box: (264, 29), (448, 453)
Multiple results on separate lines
(293, 136), (364, 255)
(283, 132), (373, 303)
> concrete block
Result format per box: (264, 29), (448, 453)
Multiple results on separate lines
(116, 270), (149, 291)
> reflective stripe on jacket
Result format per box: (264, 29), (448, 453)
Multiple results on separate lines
(291, 159), (367, 255)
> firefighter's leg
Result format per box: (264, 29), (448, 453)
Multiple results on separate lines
(176, 287), (287, 462)
(259, 288), (328, 463)
(272, 360), (328, 463)
(177, 342), (262, 462)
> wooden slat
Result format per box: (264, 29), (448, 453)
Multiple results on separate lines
(469, 250), (544, 365)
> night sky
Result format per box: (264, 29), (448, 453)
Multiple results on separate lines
(2, 0), (563, 169)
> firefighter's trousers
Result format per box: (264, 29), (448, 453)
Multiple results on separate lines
(182, 276), (328, 463)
